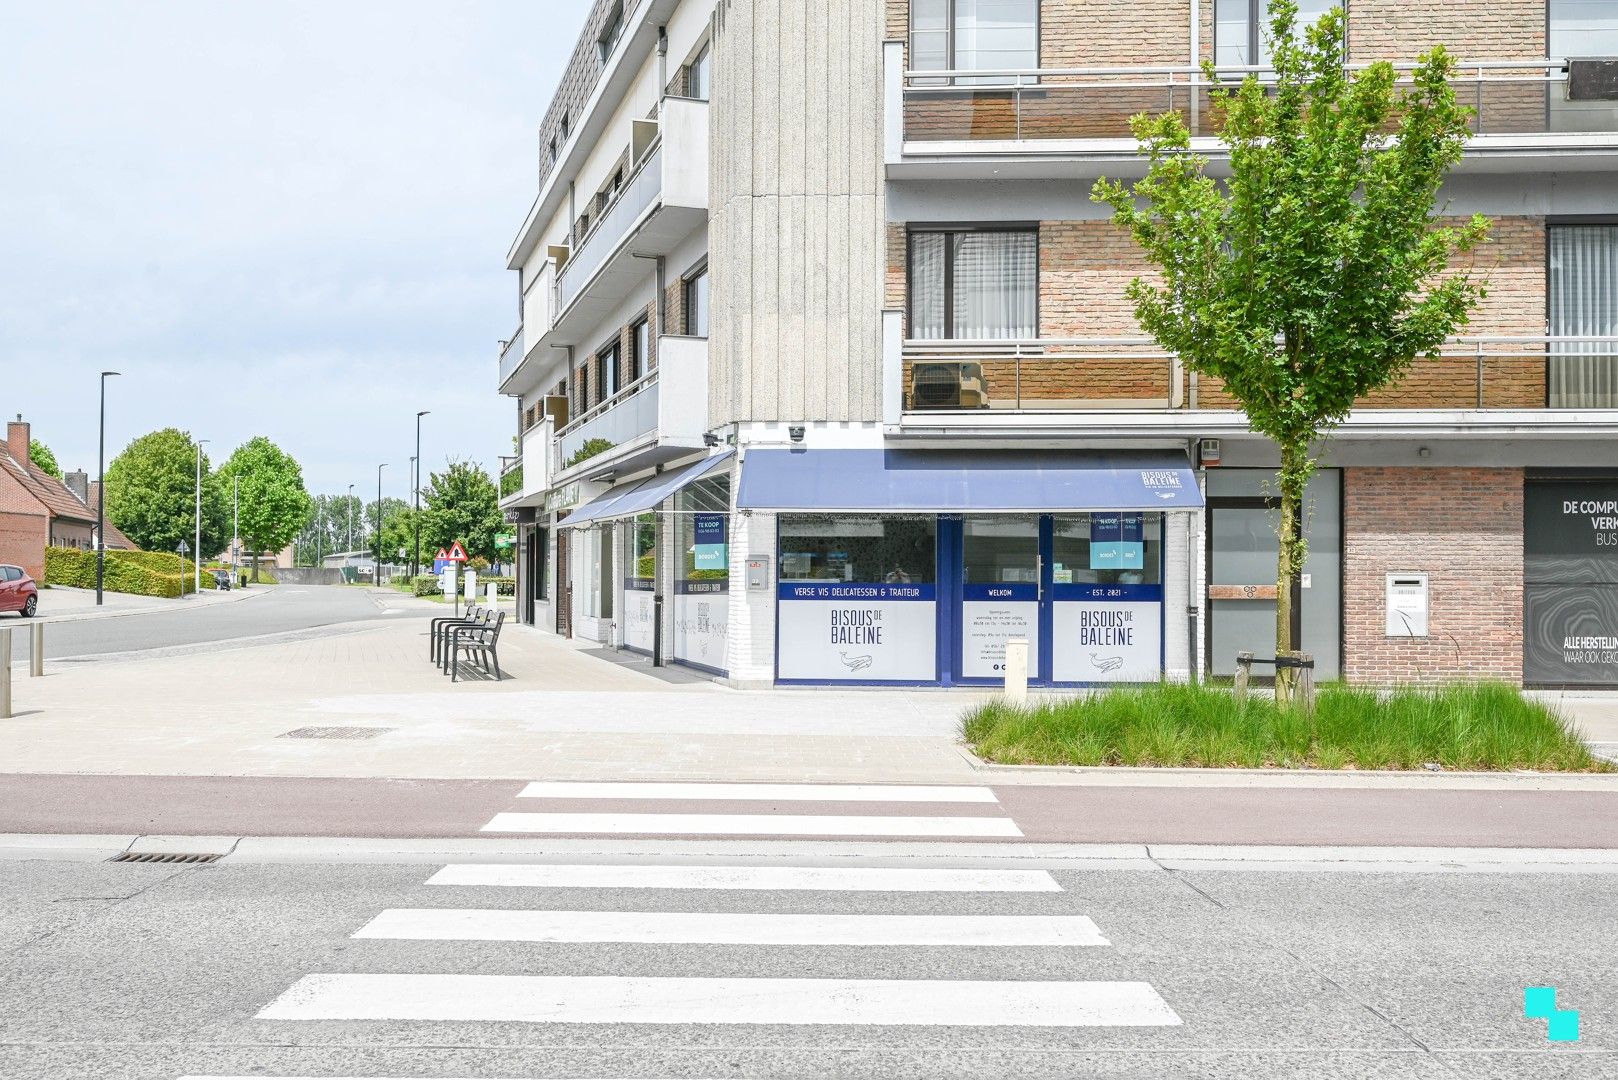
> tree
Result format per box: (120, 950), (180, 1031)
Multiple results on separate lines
(219, 437), (314, 582)
(420, 459), (505, 563)
(29, 439), (61, 480)
(1092, 1), (1487, 703)
(104, 428), (230, 556)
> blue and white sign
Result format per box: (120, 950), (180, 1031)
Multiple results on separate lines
(674, 579), (729, 673)
(777, 582), (936, 681)
(961, 583), (1038, 680)
(693, 513), (727, 571)
(1090, 514), (1144, 570)
(1051, 584), (1162, 683)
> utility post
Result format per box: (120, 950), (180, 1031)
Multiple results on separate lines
(194, 438), (209, 596)
(96, 370), (119, 605)
(375, 463), (388, 587)
(346, 483), (355, 556)
(414, 410), (430, 578)
(232, 474), (240, 584)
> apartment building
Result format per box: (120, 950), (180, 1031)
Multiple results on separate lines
(498, 0), (1618, 690)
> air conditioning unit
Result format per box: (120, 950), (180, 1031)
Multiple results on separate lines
(909, 362), (988, 410)
(1568, 58), (1618, 101)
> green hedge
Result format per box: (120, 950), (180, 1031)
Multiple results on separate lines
(44, 546), (203, 598)
(485, 575), (516, 596)
(412, 574), (441, 597)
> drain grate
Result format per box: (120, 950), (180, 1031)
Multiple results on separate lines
(108, 851), (223, 865)
(278, 726), (396, 740)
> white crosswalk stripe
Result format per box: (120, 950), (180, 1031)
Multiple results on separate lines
(426, 863), (1063, 892)
(516, 781), (1000, 802)
(354, 908), (1110, 946)
(481, 812), (1023, 836)
(260, 973), (1181, 1027)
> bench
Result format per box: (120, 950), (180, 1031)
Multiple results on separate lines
(446, 610), (505, 682)
(430, 603), (484, 663)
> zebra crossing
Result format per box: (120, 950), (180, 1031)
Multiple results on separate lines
(210, 782), (1180, 1080)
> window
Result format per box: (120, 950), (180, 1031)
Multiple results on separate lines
(1215, 0), (1336, 68)
(560, 113), (570, 141)
(596, 340), (620, 402)
(597, 1), (624, 62)
(910, 0), (1037, 80)
(1549, 224), (1618, 408)
(630, 317), (650, 382)
(777, 515), (937, 585)
(1551, 1), (1618, 132)
(688, 43), (711, 100)
(908, 229), (1036, 339)
(682, 264), (710, 336)
(547, 136), (557, 169)
(1051, 514), (1162, 587)
(631, 512), (656, 586)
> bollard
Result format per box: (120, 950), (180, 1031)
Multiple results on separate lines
(1003, 638), (1029, 703)
(485, 583), (497, 606)
(1234, 651), (1253, 703)
(0, 626), (11, 719)
(30, 623), (43, 677)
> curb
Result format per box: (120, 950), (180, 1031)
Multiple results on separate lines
(34, 586), (264, 625)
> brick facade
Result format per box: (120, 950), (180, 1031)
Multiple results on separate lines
(0, 510), (48, 582)
(1343, 467), (1524, 684)
(536, 0), (627, 191)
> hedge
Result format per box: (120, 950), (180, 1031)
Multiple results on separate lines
(44, 546), (203, 598)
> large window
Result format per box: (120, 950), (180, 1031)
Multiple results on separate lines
(909, 229), (1036, 340)
(778, 516), (937, 585)
(1215, 0), (1336, 68)
(595, 340), (619, 402)
(688, 43), (711, 100)
(678, 474), (731, 586)
(1549, 224), (1618, 408)
(1052, 513), (1162, 587)
(910, 0), (1037, 77)
(682, 264), (709, 336)
(631, 513), (656, 587)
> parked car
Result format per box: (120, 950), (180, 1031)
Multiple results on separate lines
(0, 564), (39, 617)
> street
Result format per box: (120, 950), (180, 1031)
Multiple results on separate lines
(3, 839), (1613, 1079)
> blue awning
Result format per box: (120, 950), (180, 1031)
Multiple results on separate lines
(736, 449), (1203, 512)
(560, 450), (734, 528)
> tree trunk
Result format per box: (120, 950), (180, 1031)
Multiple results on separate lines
(252, 550), (261, 584)
(1274, 441), (1311, 708)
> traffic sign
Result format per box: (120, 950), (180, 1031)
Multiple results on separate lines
(435, 547), (449, 561)
(446, 541), (469, 562)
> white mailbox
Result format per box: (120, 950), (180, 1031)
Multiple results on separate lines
(1385, 573), (1429, 637)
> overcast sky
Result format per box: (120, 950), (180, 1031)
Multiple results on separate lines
(1, 1), (587, 497)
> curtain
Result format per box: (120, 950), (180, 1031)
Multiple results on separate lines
(952, 231), (1036, 339)
(909, 233), (946, 339)
(1549, 225), (1618, 409)
(953, 0), (1037, 72)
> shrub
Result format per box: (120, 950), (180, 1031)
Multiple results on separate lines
(412, 574), (441, 597)
(565, 438), (615, 468)
(44, 546), (201, 598)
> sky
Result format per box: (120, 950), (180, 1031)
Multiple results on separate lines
(0, 0), (589, 498)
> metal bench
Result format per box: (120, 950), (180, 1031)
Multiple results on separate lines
(447, 610), (505, 683)
(430, 603), (483, 663)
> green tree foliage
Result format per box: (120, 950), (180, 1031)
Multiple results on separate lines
(1092, 1), (1487, 703)
(28, 439), (61, 479)
(420, 459), (505, 563)
(104, 429), (230, 556)
(218, 437), (314, 582)
(291, 493), (372, 565)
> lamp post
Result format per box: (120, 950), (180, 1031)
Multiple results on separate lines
(232, 475), (239, 583)
(96, 371), (120, 606)
(194, 438), (209, 596)
(414, 410), (429, 577)
(375, 463), (387, 586)
(346, 483), (355, 555)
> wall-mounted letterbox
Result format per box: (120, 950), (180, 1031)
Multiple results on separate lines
(1385, 573), (1429, 637)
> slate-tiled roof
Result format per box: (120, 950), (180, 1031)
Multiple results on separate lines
(0, 447), (96, 524)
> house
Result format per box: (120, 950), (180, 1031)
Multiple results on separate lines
(496, 0), (1618, 689)
(0, 415), (126, 580)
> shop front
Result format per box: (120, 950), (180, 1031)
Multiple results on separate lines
(1525, 470), (1618, 687)
(741, 448), (1200, 687)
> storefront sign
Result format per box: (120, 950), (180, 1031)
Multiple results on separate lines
(622, 581), (656, 654)
(1051, 584), (1162, 683)
(1525, 481), (1618, 686)
(777, 583), (937, 681)
(1090, 514), (1144, 570)
(674, 580), (729, 673)
(693, 513), (727, 571)
(961, 584), (1038, 679)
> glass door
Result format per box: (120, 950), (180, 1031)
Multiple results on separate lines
(958, 516), (1041, 681)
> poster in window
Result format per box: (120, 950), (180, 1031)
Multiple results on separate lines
(1090, 514), (1144, 570)
(693, 513), (727, 571)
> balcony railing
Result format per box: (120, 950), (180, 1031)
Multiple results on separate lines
(497, 327), (524, 387)
(902, 336), (1618, 412)
(554, 370), (661, 472)
(498, 456), (524, 499)
(902, 60), (1618, 143)
(556, 141), (663, 314)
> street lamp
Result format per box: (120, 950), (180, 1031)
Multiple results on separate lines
(232, 475), (240, 584)
(414, 410), (430, 577)
(194, 438), (210, 596)
(96, 371), (120, 606)
(375, 463), (388, 586)
(346, 483), (355, 555)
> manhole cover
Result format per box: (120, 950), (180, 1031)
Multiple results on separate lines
(108, 851), (223, 865)
(278, 726), (396, 740)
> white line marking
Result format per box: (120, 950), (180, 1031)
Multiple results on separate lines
(427, 863), (1062, 892)
(480, 813), (1022, 837)
(516, 782), (998, 803)
(354, 909), (1108, 947)
(258, 975), (1181, 1026)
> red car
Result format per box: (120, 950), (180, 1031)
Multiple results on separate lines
(0, 565), (39, 617)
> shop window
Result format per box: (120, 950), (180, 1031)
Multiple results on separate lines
(1050, 513), (1162, 586)
(674, 473), (731, 673)
(777, 515), (937, 584)
(632, 513), (656, 586)
(908, 229), (1036, 340)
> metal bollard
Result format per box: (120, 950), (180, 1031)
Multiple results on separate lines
(30, 623), (43, 677)
(0, 626), (11, 719)
(1003, 638), (1029, 703)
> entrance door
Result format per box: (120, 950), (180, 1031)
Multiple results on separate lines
(958, 516), (1042, 681)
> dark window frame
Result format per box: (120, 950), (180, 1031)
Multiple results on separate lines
(594, 336), (621, 403)
(629, 315), (650, 382)
(908, 0), (1041, 73)
(681, 259), (710, 337)
(905, 224), (1039, 340)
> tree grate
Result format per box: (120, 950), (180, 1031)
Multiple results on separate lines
(278, 726), (396, 740)
(107, 851), (223, 865)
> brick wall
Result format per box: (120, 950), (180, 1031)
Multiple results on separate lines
(1343, 467), (1523, 684)
(536, 0), (625, 189)
(0, 511), (49, 582)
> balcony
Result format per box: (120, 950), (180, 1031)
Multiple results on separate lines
(551, 334), (711, 480)
(881, 321), (1618, 437)
(543, 97), (709, 349)
(499, 418), (554, 508)
(884, 43), (1618, 175)
(497, 327), (524, 389)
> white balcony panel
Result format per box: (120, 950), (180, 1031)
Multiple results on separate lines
(552, 336), (711, 482)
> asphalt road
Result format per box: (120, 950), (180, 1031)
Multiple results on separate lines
(1, 849), (1611, 1079)
(6, 585), (413, 663)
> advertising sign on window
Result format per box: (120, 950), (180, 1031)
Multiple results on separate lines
(961, 584), (1038, 679)
(693, 513), (727, 571)
(1524, 481), (1618, 685)
(777, 583), (937, 681)
(1089, 514), (1144, 570)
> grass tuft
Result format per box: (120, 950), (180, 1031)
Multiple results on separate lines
(962, 681), (1610, 772)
